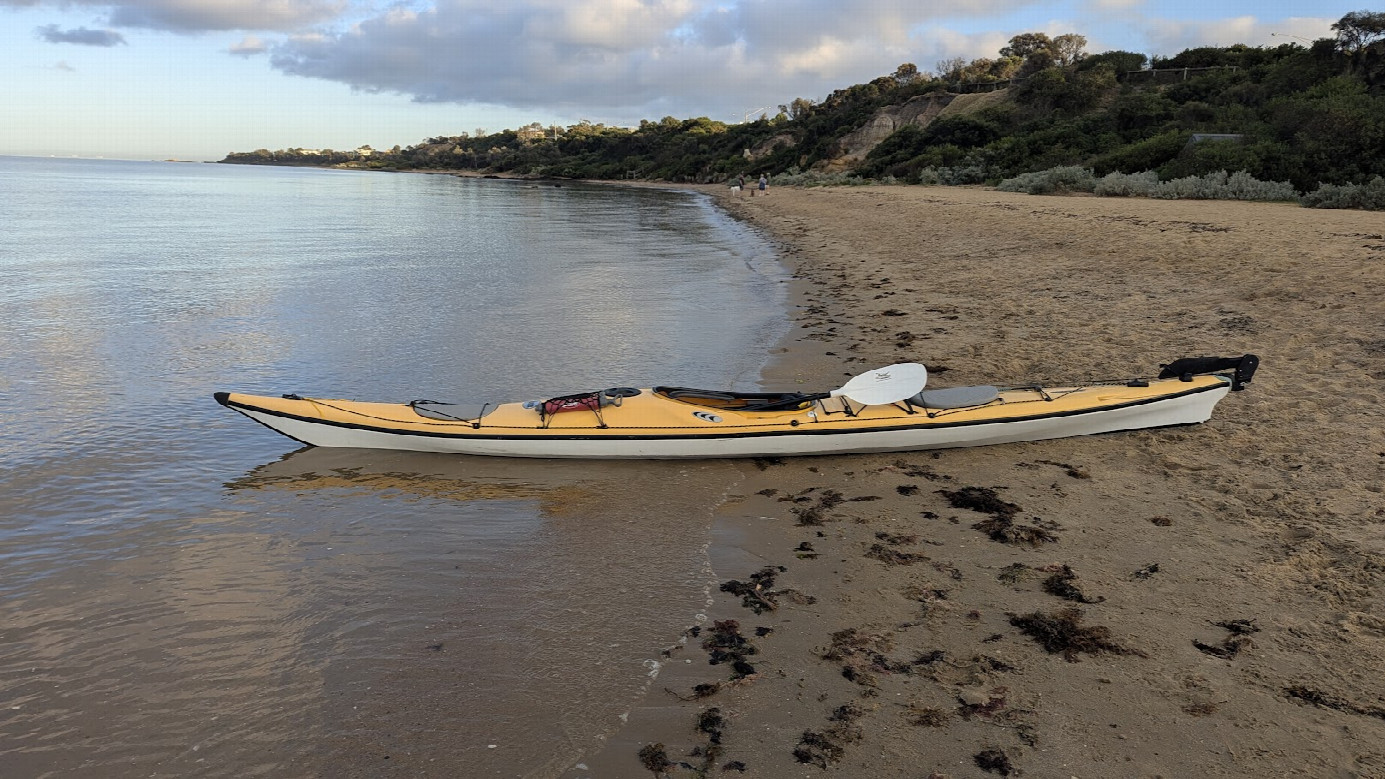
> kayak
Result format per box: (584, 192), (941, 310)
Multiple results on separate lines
(214, 355), (1256, 459)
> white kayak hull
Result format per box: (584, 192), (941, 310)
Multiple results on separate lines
(226, 381), (1230, 459)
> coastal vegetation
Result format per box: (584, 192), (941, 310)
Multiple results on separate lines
(222, 10), (1385, 209)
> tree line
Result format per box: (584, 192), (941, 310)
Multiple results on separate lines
(221, 11), (1385, 196)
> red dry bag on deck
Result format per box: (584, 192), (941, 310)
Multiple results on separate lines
(540, 392), (603, 418)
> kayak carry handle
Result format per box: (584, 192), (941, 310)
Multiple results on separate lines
(1158, 354), (1259, 391)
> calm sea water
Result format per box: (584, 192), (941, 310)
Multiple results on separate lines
(0, 157), (787, 777)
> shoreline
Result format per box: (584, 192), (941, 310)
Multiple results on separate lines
(570, 185), (1385, 777)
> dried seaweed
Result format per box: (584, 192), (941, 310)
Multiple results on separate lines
(1042, 565), (1105, 603)
(937, 486), (1020, 518)
(791, 489), (846, 525)
(865, 543), (928, 566)
(998, 563), (1031, 585)
(957, 687), (1009, 720)
(891, 459), (947, 480)
(973, 515), (1059, 546)
(1194, 619), (1259, 659)
(720, 566), (788, 613)
(822, 628), (910, 686)
(638, 743), (673, 776)
(875, 531), (919, 545)
(1284, 686), (1385, 720)
(701, 620), (758, 678)
(792, 703), (865, 767)
(908, 705), (951, 727)
(974, 747), (1016, 776)
(1009, 607), (1144, 662)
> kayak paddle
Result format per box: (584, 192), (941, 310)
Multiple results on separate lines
(828, 362), (929, 406)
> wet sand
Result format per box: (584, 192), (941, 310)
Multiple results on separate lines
(570, 186), (1385, 777)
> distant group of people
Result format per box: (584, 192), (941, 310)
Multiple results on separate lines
(731, 173), (768, 197)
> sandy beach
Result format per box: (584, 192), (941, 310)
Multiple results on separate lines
(569, 185), (1385, 777)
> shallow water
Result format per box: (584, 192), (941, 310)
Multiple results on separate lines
(0, 158), (786, 776)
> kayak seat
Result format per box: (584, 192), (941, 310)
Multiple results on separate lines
(410, 400), (497, 421)
(907, 385), (1000, 410)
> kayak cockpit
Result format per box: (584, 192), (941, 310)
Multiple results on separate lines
(653, 387), (818, 412)
(409, 400), (498, 421)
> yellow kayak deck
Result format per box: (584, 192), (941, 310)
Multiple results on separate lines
(218, 374), (1230, 439)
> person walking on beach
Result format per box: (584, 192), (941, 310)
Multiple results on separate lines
(758, 173), (768, 195)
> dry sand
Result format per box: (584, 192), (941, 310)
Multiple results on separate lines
(568, 186), (1385, 778)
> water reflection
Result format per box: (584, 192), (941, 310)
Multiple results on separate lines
(226, 448), (604, 515)
(219, 447), (744, 777)
(0, 160), (782, 777)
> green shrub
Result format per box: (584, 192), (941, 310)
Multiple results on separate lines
(1149, 170), (1297, 201)
(1008, 167), (1296, 201)
(919, 115), (1004, 148)
(772, 169), (885, 187)
(1091, 131), (1190, 175)
(1301, 176), (1385, 210)
(1078, 50), (1149, 78)
(996, 165), (1096, 194)
(1093, 170), (1160, 196)
(915, 165), (989, 185)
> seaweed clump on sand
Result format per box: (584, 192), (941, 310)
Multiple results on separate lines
(1193, 619), (1259, 659)
(1042, 565), (1105, 603)
(1008, 607), (1145, 662)
(865, 533), (929, 566)
(957, 687), (1009, 720)
(720, 565), (815, 614)
(937, 486), (1058, 545)
(701, 620), (758, 678)
(1035, 459), (1091, 479)
(937, 486), (1019, 517)
(974, 515), (1058, 546)
(790, 489), (846, 525)
(679, 707), (729, 775)
(908, 704), (951, 727)
(637, 742), (673, 776)
(792, 704), (865, 768)
(865, 543), (927, 565)
(975, 747), (1016, 776)
(1284, 686), (1385, 720)
(822, 628), (915, 687)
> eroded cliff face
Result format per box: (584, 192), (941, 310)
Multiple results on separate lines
(817, 90), (1009, 172)
(742, 133), (797, 162)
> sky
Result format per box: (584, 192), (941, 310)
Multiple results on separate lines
(0, 0), (1362, 160)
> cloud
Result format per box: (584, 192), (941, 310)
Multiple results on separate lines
(36, 24), (127, 46)
(229, 35), (269, 56)
(54, 60), (77, 71)
(265, 0), (1037, 120)
(108, 0), (348, 32)
(3, 0), (350, 33)
(1141, 14), (1337, 54)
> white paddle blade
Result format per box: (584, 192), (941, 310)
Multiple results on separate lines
(831, 362), (928, 406)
